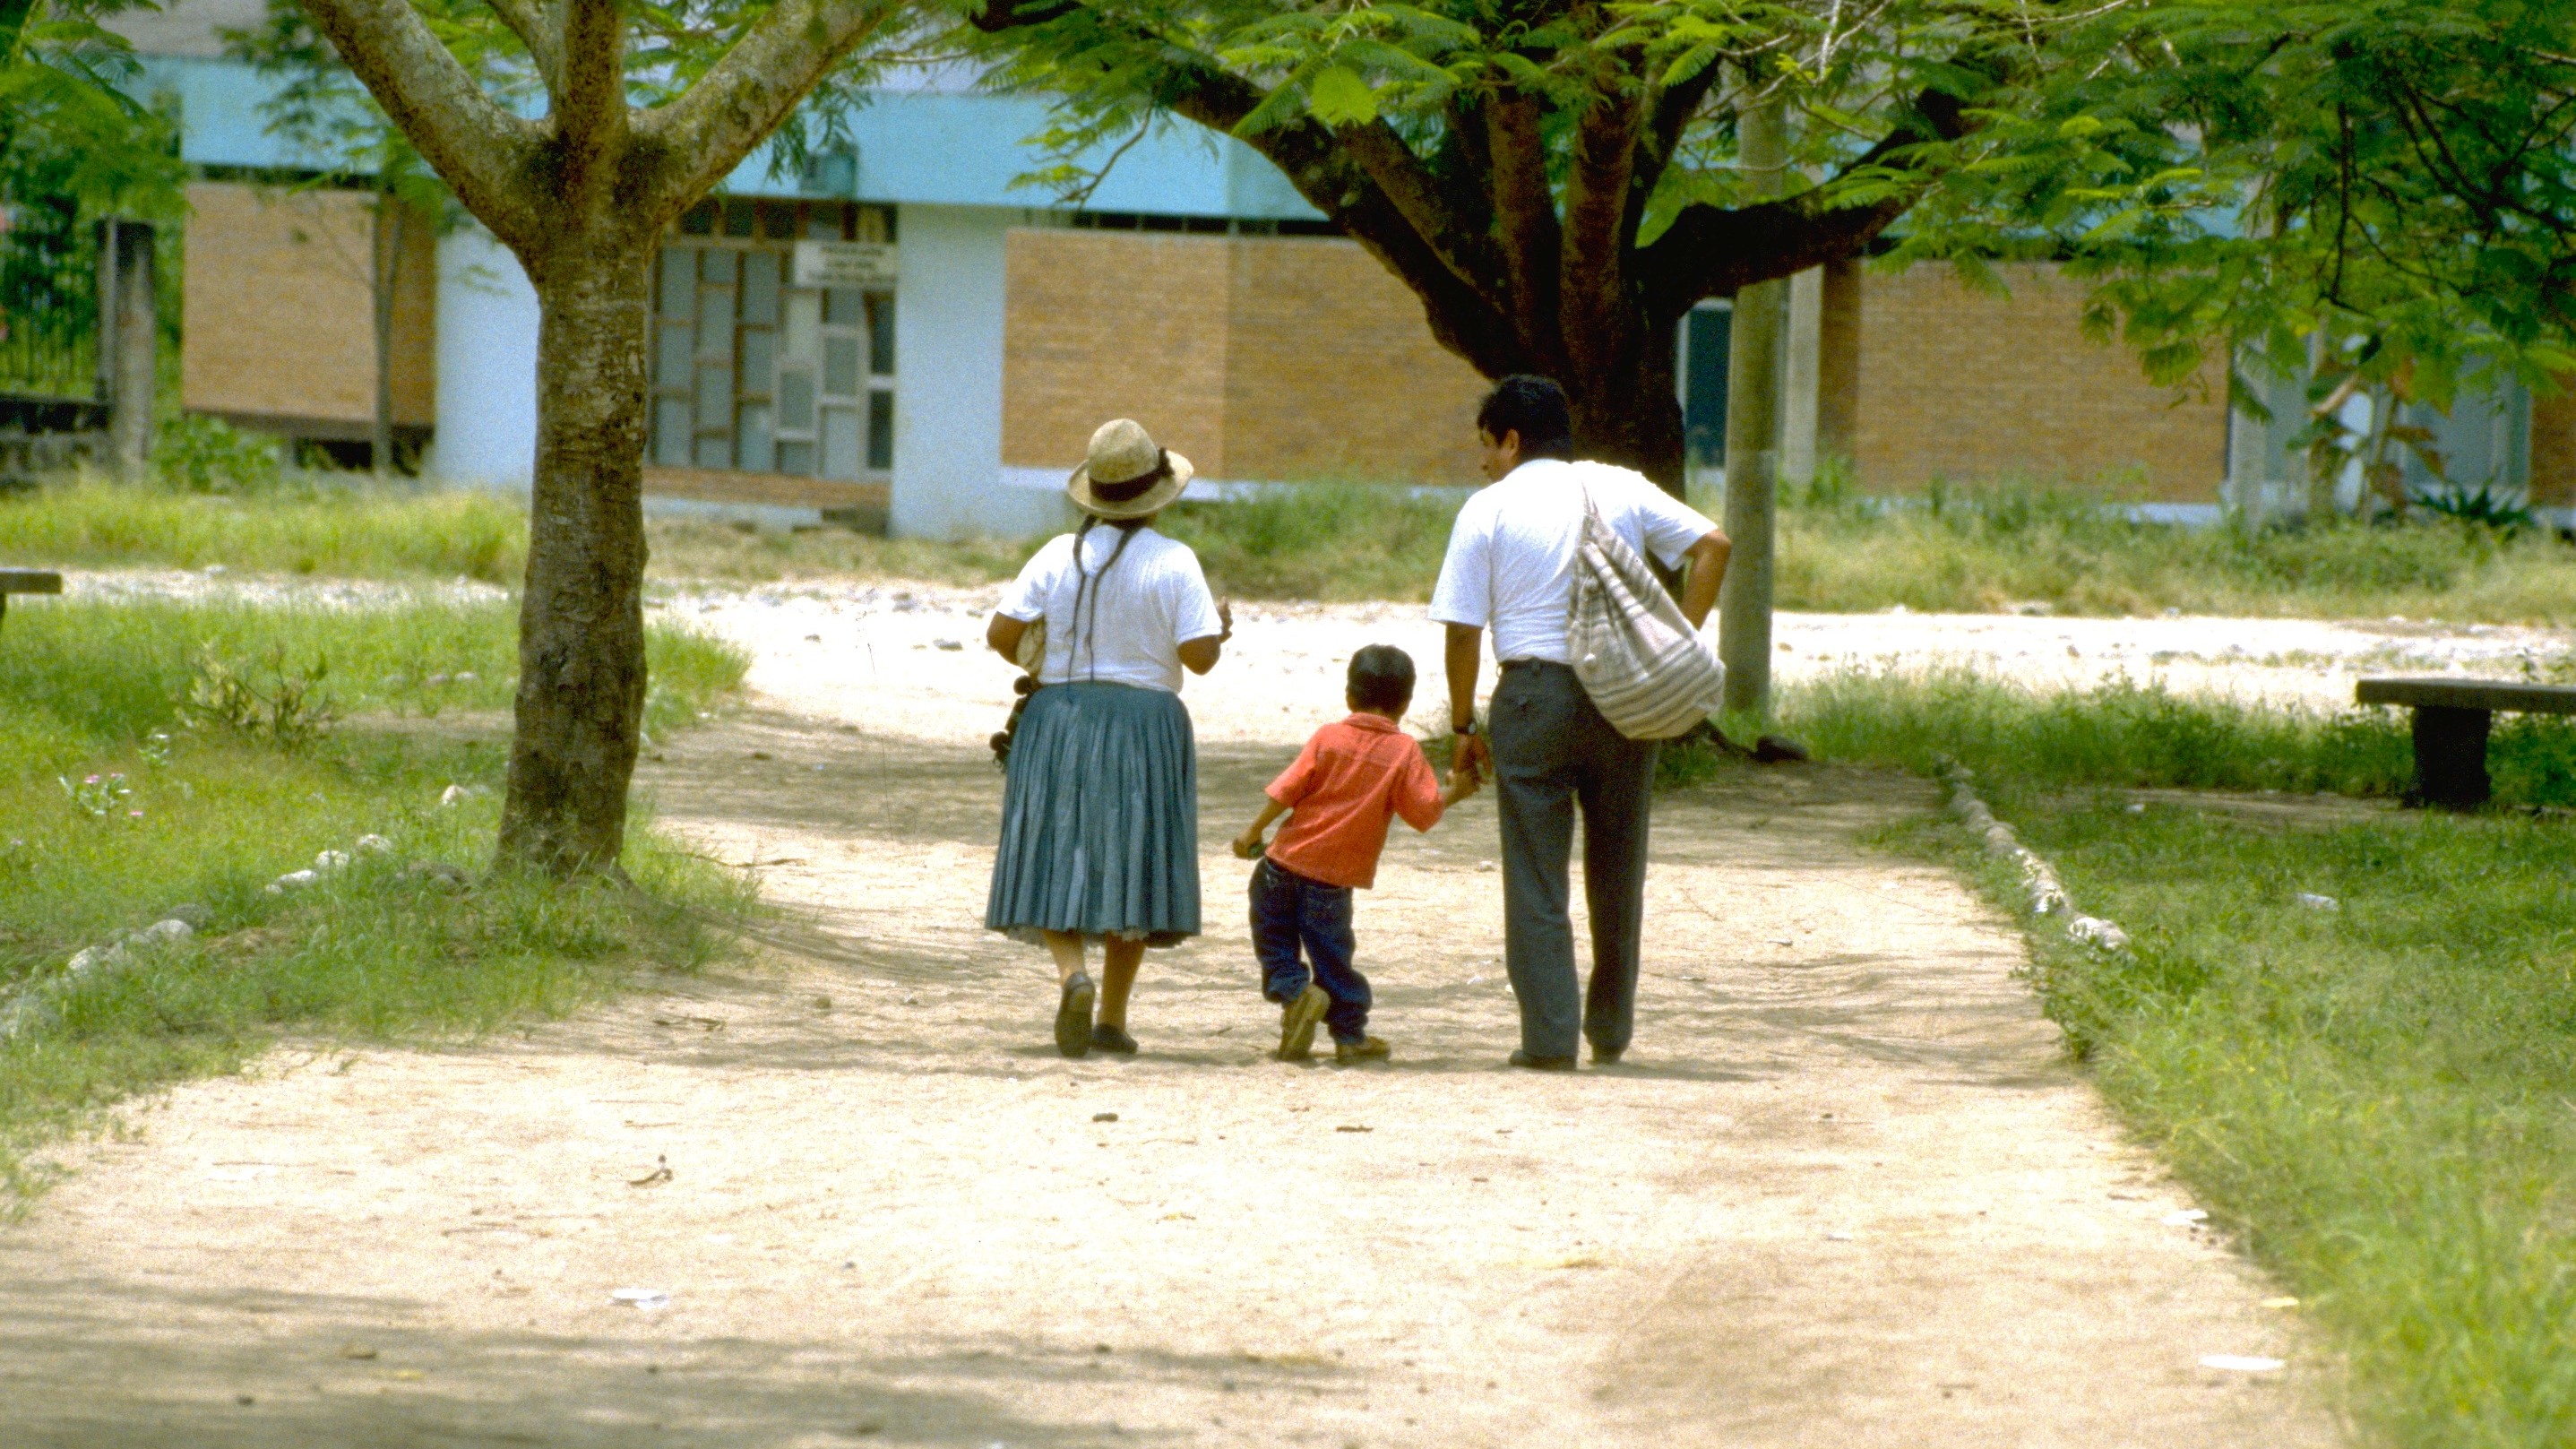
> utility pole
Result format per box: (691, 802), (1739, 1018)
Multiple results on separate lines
(98, 219), (156, 482)
(1719, 92), (1786, 716)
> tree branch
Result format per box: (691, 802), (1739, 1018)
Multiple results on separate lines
(1560, 85), (1644, 380)
(297, 0), (542, 249)
(964, 0), (1524, 372)
(640, 0), (905, 217)
(1334, 117), (1505, 303)
(553, 0), (628, 195)
(1165, 84), (1523, 373)
(1641, 59), (1723, 186)
(481, 0), (564, 95)
(1486, 85), (1564, 365)
(1638, 85), (1965, 317)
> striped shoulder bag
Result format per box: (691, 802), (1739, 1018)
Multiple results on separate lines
(1566, 479), (1727, 740)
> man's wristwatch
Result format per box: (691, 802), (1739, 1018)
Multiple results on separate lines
(1452, 720), (1480, 737)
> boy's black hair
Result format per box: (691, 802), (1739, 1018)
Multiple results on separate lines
(1475, 375), (1574, 461)
(1346, 644), (1417, 714)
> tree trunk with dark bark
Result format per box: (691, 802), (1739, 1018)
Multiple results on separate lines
(496, 236), (654, 875)
(1564, 341), (1690, 494)
(292, 0), (902, 880)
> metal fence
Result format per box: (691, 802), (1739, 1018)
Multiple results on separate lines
(0, 197), (99, 402)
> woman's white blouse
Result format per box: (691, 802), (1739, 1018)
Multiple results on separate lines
(998, 526), (1222, 694)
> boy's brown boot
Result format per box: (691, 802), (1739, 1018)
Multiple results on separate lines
(1278, 984), (1329, 1060)
(1334, 1036), (1391, 1064)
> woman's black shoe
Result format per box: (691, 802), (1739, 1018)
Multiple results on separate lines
(1055, 973), (1097, 1058)
(1090, 1023), (1138, 1056)
(1508, 1049), (1577, 1072)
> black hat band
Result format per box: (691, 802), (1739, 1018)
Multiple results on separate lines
(1089, 451), (1171, 504)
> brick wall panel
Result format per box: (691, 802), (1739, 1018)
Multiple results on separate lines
(1220, 237), (1486, 483)
(1853, 262), (2226, 500)
(181, 182), (435, 430)
(1003, 229), (1230, 473)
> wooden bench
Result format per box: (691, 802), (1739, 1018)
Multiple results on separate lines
(0, 569), (60, 631)
(2356, 677), (2576, 807)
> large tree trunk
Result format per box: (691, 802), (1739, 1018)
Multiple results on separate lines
(497, 236), (654, 875)
(1565, 339), (1690, 496)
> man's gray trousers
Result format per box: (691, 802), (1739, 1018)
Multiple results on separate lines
(1487, 659), (1657, 1060)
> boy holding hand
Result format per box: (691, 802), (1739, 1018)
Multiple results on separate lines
(1233, 645), (1478, 1062)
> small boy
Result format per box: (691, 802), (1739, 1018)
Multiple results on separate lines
(1231, 644), (1478, 1063)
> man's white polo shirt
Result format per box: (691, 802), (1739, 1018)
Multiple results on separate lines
(1428, 458), (1719, 665)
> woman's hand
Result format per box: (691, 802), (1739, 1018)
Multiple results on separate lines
(986, 613), (1030, 665)
(1179, 599), (1233, 676)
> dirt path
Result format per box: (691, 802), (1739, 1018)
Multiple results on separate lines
(0, 585), (2353, 1446)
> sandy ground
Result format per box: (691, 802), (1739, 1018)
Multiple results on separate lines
(659, 581), (2571, 732)
(0, 569), (2364, 1445)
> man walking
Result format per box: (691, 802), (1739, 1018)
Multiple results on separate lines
(1432, 375), (1731, 1070)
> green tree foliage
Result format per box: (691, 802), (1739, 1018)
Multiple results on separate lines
(1897, 0), (2576, 409)
(967, 0), (2103, 484)
(972, 0), (2576, 496)
(0, 0), (182, 219)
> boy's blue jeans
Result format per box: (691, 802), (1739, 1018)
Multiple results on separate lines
(1249, 857), (1371, 1044)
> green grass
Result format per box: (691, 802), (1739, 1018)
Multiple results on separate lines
(1745, 666), (2576, 1444)
(1159, 483), (1466, 601)
(1698, 667), (2576, 806)
(16, 472), (2576, 621)
(1926, 791), (2576, 1446)
(1778, 478), (2576, 622)
(0, 595), (751, 1201)
(4, 477), (529, 582)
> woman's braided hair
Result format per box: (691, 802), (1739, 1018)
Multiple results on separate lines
(991, 512), (1152, 768)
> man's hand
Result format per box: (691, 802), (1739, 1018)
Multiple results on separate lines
(1451, 733), (1491, 789)
(1680, 530), (1731, 631)
(1231, 830), (1265, 861)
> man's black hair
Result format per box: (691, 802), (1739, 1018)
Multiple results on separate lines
(1475, 375), (1574, 461)
(1346, 644), (1417, 713)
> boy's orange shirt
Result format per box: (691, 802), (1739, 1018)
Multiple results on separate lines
(1264, 714), (1447, 889)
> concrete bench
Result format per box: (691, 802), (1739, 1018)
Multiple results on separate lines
(2356, 677), (2576, 807)
(0, 569), (61, 630)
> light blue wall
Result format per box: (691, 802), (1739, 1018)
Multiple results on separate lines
(890, 204), (1068, 540)
(430, 228), (539, 490)
(138, 54), (1323, 220)
(141, 53), (1300, 534)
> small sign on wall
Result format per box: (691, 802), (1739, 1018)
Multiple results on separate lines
(794, 241), (899, 289)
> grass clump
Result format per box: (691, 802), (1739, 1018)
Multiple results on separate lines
(0, 595), (750, 1199)
(20, 470), (2576, 625)
(1934, 790), (2576, 1446)
(1777, 478), (2576, 622)
(646, 519), (1031, 588)
(4, 477), (528, 582)
(1733, 666), (2576, 806)
(1160, 483), (1465, 601)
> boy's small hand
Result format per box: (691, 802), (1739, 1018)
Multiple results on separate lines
(1231, 832), (1264, 861)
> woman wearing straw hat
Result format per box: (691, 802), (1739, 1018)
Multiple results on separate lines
(984, 418), (1232, 1058)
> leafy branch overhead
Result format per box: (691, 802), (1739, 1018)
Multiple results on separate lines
(1891, 0), (2576, 408)
(994, 1), (1987, 306)
(965, 0), (2124, 482)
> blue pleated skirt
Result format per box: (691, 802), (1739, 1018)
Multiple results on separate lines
(986, 682), (1202, 947)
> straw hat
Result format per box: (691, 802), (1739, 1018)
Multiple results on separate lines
(1066, 418), (1193, 520)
